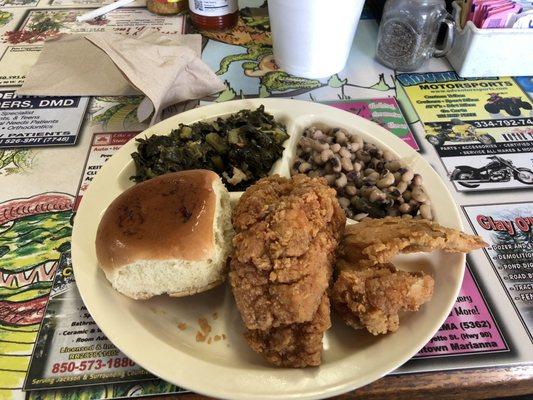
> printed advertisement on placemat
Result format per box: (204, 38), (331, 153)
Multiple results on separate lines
(464, 202), (533, 343)
(323, 98), (419, 150)
(26, 380), (187, 400)
(74, 131), (138, 210)
(397, 71), (533, 192)
(23, 252), (155, 390)
(412, 264), (508, 359)
(0, 90), (88, 148)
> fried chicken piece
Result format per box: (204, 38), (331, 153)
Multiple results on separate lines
(232, 231), (336, 329)
(231, 174), (345, 329)
(341, 217), (487, 269)
(331, 264), (434, 335)
(245, 294), (331, 367)
(332, 217), (486, 335)
(230, 174), (345, 367)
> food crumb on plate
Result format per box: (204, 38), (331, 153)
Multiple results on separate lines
(195, 317), (213, 343)
(196, 331), (206, 342)
(198, 318), (212, 335)
(212, 312), (218, 320)
(214, 335), (221, 341)
(177, 322), (187, 331)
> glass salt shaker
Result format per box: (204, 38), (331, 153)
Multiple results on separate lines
(376, 0), (455, 71)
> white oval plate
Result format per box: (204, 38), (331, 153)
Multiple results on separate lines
(72, 99), (464, 400)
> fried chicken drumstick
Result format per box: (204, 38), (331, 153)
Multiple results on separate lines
(230, 175), (345, 367)
(332, 217), (487, 335)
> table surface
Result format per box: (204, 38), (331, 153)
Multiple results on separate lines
(142, 365), (533, 400)
(148, 365), (533, 400)
(0, 1), (532, 399)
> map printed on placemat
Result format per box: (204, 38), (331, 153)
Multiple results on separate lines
(464, 202), (533, 343)
(397, 71), (533, 192)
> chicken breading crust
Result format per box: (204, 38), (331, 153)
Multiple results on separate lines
(333, 216), (486, 335)
(245, 294), (331, 367)
(230, 174), (345, 367)
(331, 264), (434, 335)
(341, 217), (487, 269)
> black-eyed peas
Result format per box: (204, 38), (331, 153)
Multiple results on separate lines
(291, 126), (433, 220)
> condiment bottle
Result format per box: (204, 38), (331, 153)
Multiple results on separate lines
(188, 0), (239, 31)
(375, 0), (455, 71)
(147, 0), (187, 15)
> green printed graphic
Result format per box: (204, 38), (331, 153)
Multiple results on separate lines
(0, 149), (36, 176)
(91, 96), (145, 131)
(0, 194), (73, 399)
(0, 11), (13, 27)
(202, 6), (397, 102)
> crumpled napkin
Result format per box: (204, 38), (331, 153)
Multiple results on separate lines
(18, 32), (226, 125)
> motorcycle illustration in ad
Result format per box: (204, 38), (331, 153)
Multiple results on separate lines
(425, 119), (495, 147)
(451, 156), (533, 188)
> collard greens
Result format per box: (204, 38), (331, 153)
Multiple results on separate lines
(131, 106), (289, 190)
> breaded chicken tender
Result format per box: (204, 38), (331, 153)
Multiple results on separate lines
(230, 175), (345, 367)
(331, 264), (434, 335)
(341, 217), (487, 269)
(333, 217), (486, 335)
(245, 294), (331, 367)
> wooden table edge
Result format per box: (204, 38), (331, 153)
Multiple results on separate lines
(144, 364), (533, 400)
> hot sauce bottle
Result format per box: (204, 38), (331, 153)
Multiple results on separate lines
(188, 0), (239, 31)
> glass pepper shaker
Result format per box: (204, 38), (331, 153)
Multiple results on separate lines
(376, 0), (455, 71)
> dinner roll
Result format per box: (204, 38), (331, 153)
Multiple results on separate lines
(95, 170), (232, 299)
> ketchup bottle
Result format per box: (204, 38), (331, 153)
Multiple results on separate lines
(188, 0), (239, 31)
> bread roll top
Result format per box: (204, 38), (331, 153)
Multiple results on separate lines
(96, 170), (218, 272)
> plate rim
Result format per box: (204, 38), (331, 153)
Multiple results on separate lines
(72, 98), (465, 400)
